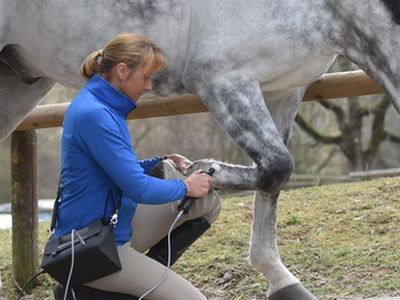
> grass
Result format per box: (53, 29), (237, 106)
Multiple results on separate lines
(1, 177), (400, 299)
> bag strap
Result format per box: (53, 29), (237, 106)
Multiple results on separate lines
(102, 190), (123, 225)
(50, 176), (123, 233)
(49, 179), (62, 233)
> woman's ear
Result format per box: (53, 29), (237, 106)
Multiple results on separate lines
(115, 62), (129, 81)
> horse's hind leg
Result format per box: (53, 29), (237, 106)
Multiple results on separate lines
(0, 48), (54, 141)
(189, 72), (316, 299)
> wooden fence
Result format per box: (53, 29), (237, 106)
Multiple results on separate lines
(287, 168), (400, 189)
(9, 70), (384, 288)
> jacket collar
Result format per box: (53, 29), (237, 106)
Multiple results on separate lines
(85, 74), (137, 118)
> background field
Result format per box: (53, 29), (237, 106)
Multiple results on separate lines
(1, 177), (399, 299)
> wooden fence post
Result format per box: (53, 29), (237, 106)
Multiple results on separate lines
(11, 130), (38, 290)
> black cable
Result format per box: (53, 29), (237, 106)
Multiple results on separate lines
(16, 270), (45, 300)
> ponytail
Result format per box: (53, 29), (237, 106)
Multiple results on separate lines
(78, 33), (166, 81)
(79, 49), (103, 80)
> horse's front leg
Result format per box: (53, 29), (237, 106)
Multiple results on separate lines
(189, 71), (315, 299)
(251, 191), (316, 300)
(192, 72), (294, 193)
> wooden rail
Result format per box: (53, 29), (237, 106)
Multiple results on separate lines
(9, 69), (384, 290)
(16, 70), (383, 131)
(287, 168), (400, 189)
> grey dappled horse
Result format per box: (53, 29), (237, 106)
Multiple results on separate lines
(1, 0), (400, 299)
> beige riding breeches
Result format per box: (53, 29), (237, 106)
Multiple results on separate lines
(86, 161), (221, 299)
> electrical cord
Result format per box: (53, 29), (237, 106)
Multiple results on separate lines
(17, 211), (185, 300)
(17, 212), (181, 300)
(137, 210), (184, 300)
(18, 164), (221, 300)
(16, 229), (89, 300)
(16, 270), (45, 300)
(63, 229), (86, 300)
(138, 164), (220, 299)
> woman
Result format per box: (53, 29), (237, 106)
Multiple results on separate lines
(54, 32), (221, 299)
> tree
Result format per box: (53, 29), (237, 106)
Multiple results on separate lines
(295, 94), (400, 172)
(294, 57), (400, 172)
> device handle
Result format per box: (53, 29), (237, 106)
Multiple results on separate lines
(177, 167), (216, 214)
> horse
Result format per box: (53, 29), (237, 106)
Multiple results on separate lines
(1, 0), (399, 299)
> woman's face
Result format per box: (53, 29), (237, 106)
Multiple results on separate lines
(121, 66), (153, 101)
(111, 63), (153, 101)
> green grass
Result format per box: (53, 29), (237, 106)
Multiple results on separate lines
(1, 177), (400, 299)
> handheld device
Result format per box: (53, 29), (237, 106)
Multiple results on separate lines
(177, 163), (221, 215)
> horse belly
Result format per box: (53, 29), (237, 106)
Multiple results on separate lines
(259, 55), (337, 92)
(184, 0), (337, 92)
(9, 1), (192, 91)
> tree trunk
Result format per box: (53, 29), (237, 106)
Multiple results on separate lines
(346, 98), (364, 171)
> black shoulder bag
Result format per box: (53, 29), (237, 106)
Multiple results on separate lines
(41, 185), (122, 288)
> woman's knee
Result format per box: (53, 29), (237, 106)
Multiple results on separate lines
(199, 192), (221, 224)
(150, 160), (221, 224)
(150, 160), (184, 180)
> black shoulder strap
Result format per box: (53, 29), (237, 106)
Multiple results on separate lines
(101, 190), (123, 224)
(49, 179), (62, 233)
(50, 177), (123, 232)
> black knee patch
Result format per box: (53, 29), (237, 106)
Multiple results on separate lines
(146, 217), (211, 267)
(148, 162), (165, 179)
(256, 155), (293, 194)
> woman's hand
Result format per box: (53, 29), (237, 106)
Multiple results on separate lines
(164, 154), (192, 174)
(184, 170), (213, 198)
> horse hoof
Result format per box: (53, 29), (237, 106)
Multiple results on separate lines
(268, 283), (317, 300)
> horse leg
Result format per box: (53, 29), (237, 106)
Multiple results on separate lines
(251, 192), (315, 300)
(187, 71), (293, 194)
(188, 71), (315, 298)
(250, 89), (316, 299)
(0, 46), (54, 141)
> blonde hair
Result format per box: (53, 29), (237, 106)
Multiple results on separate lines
(79, 33), (166, 80)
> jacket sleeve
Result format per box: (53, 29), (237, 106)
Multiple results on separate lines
(75, 108), (186, 204)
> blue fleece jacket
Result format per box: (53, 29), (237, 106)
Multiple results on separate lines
(54, 74), (186, 245)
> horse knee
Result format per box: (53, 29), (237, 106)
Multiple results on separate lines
(256, 152), (293, 194)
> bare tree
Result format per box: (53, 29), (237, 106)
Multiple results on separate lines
(293, 56), (400, 172)
(295, 93), (400, 172)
